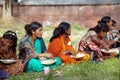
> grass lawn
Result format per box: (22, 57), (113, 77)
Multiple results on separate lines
(0, 21), (120, 80)
(7, 58), (120, 80)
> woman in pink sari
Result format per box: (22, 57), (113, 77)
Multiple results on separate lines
(78, 23), (111, 61)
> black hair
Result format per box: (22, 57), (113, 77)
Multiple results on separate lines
(111, 19), (117, 26)
(2, 30), (18, 52)
(24, 24), (29, 35)
(99, 23), (109, 32)
(50, 22), (70, 42)
(89, 23), (109, 33)
(25, 21), (42, 36)
(98, 16), (111, 24)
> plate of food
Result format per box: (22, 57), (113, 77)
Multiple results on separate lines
(0, 59), (16, 64)
(71, 53), (85, 59)
(41, 59), (56, 65)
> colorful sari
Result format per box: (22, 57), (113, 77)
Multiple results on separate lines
(78, 31), (103, 60)
(0, 37), (23, 76)
(48, 35), (90, 64)
(19, 36), (61, 72)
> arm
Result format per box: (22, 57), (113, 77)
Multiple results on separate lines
(19, 41), (39, 60)
(91, 36), (110, 50)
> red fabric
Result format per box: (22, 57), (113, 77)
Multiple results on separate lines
(79, 40), (103, 57)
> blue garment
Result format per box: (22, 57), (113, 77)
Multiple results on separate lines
(34, 38), (42, 54)
(0, 69), (8, 79)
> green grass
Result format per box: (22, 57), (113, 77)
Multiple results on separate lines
(0, 20), (119, 80)
(7, 58), (120, 80)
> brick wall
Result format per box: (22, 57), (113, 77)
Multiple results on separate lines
(1, 4), (120, 28)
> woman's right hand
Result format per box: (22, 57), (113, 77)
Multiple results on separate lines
(62, 50), (71, 55)
(38, 53), (53, 58)
(44, 53), (53, 58)
(62, 50), (77, 56)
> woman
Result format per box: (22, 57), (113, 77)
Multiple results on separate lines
(99, 16), (120, 57)
(48, 22), (90, 64)
(78, 23), (111, 61)
(19, 21), (61, 72)
(0, 30), (23, 78)
(99, 16), (120, 46)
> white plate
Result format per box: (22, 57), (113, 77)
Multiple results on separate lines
(0, 59), (16, 64)
(71, 53), (85, 59)
(41, 59), (56, 65)
(101, 49), (119, 53)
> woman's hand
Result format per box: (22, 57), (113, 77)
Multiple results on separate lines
(44, 53), (53, 58)
(62, 50), (72, 55)
(38, 53), (53, 58)
(62, 50), (77, 56)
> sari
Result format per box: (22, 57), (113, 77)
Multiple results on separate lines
(48, 35), (90, 64)
(19, 36), (61, 72)
(0, 37), (23, 76)
(78, 31), (104, 60)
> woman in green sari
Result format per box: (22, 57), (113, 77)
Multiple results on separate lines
(19, 22), (61, 72)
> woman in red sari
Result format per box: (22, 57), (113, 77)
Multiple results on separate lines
(0, 30), (23, 78)
(48, 22), (90, 64)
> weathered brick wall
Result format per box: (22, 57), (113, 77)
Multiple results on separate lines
(1, 4), (120, 28)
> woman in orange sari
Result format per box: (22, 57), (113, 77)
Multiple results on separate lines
(48, 22), (90, 64)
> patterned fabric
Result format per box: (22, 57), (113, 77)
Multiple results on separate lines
(0, 60), (24, 76)
(79, 41), (102, 57)
(87, 42), (102, 57)
(19, 36), (47, 64)
(5, 60), (24, 75)
(105, 31), (120, 48)
(78, 30), (103, 59)
(0, 37), (24, 76)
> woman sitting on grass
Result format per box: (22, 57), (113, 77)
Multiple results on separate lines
(48, 22), (90, 64)
(0, 30), (23, 79)
(78, 23), (113, 61)
(98, 16), (120, 57)
(19, 21), (61, 72)
(98, 16), (119, 47)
